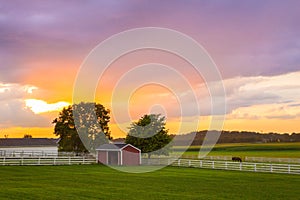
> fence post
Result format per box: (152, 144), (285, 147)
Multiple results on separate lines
(188, 160), (191, 167)
(21, 157), (24, 165)
(270, 164), (273, 173)
(83, 157), (85, 164)
(178, 159), (180, 167)
(3, 157), (5, 166)
(38, 157), (41, 165)
(200, 160), (202, 168)
(254, 163), (257, 172)
(288, 164), (291, 174)
(239, 162), (242, 171)
(69, 157), (71, 165)
(225, 161), (227, 170)
(212, 161), (215, 169)
(54, 157), (56, 165)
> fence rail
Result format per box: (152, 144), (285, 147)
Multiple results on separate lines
(179, 155), (300, 164)
(0, 150), (92, 157)
(0, 156), (96, 166)
(142, 158), (300, 175)
(180, 155), (233, 161)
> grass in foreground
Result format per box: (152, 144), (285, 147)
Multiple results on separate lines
(0, 165), (300, 200)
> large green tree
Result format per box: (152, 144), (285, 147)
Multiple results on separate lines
(125, 114), (172, 158)
(53, 102), (111, 153)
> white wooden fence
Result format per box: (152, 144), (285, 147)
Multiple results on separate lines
(2, 156), (300, 175)
(180, 155), (232, 161)
(0, 150), (90, 158)
(179, 155), (300, 164)
(0, 156), (96, 166)
(142, 158), (300, 175)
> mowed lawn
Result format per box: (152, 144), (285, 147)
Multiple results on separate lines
(0, 165), (300, 200)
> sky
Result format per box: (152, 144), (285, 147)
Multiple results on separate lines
(0, 0), (300, 138)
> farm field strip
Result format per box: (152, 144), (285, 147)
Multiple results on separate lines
(173, 142), (300, 158)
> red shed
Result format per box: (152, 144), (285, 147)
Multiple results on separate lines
(96, 143), (141, 166)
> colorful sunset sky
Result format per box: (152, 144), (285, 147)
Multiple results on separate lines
(0, 0), (300, 138)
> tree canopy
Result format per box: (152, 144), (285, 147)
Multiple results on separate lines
(125, 114), (172, 158)
(53, 102), (111, 153)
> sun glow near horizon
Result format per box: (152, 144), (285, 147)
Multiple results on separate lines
(1, 70), (300, 139)
(25, 99), (70, 114)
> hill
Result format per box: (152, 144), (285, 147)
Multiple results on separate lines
(172, 130), (300, 146)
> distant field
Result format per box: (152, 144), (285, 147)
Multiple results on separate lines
(0, 165), (300, 199)
(174, 142), (300, 158)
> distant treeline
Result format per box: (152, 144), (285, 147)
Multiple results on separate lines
(171, 130), (300, 146)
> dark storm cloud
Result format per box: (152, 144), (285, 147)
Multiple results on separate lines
(1, 0), (300, 82)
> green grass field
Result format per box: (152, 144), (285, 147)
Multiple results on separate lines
(0, 165), (300, 199)
(174, 142), (300, 158)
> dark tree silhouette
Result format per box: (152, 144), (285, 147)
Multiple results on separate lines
(125, 114), (172, 158)
(53, 102), (111, 154)
(23, 134), (32, 138)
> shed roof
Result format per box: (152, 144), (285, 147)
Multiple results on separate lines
(96, 143), (141, 152)
(0, 138), (60, 147)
